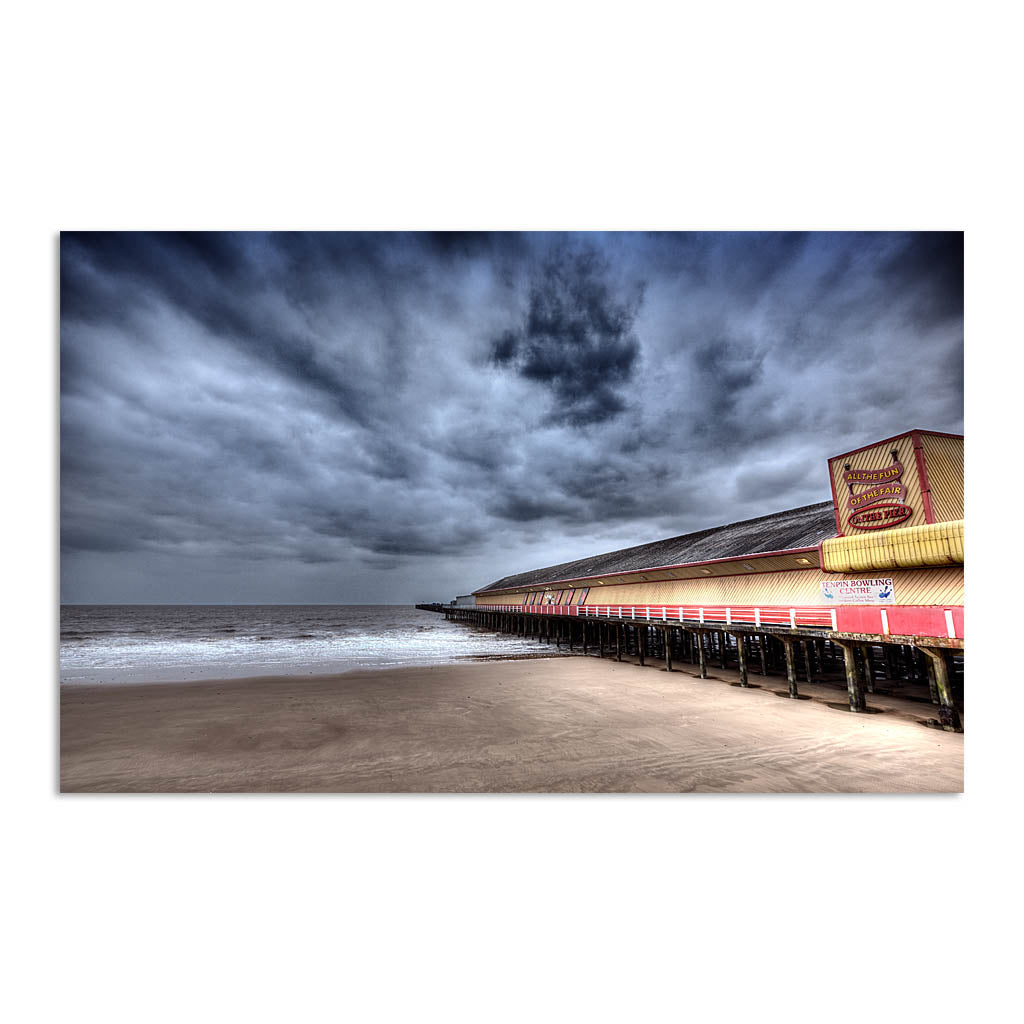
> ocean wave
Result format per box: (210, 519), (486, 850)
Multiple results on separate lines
(59, 605), (554, 684)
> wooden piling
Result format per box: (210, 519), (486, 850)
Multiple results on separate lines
(782, 638), (799, 698)
(924, 655), (940, 704)
(902, 645), (917, 683)
(919, 646), (963, 732)
(860, 644), (874, 693)
(733, 632), (748, 687)
(838, 641), (867, 712)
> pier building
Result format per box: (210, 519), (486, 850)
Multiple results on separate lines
(423, 429), (964, 731)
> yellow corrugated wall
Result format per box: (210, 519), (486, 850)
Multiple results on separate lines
(920, 434), (964, 524)
(477, 591), (528, 606)
(821, 520), (963, 572)
(568, 566), (962, 607)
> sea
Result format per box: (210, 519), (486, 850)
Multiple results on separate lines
(60, 604), (562, 685)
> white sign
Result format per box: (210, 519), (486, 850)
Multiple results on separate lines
(820, 578), (895, 604)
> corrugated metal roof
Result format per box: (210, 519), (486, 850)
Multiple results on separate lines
(476, 500), (836, 593)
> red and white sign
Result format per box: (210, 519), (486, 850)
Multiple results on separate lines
(820, 578), (895, 604)
(848, 503), (913, 529)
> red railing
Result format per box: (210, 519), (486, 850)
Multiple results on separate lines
(474, 602), (964, 640)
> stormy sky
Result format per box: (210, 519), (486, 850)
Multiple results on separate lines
(60, 232), (963, 604)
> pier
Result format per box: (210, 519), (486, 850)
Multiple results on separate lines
(416, 601), (964, 731)
(418, 428), (965, 733)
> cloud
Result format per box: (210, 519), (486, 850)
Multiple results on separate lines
(59, 232), (963, 603)
(490, 242), (644, 426)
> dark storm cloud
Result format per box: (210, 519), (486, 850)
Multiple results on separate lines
(878, 231), (963, 327)
(60, 231), (963, 603)
(490, 244), (643, 426)
(62, 232), (379, 425)
(692, 337), (764, 393)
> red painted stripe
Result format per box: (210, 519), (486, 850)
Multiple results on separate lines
(827, 462), (844, 537)
(912, 429), (936, 525)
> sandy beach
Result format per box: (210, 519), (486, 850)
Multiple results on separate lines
(60, 653), (963, 793)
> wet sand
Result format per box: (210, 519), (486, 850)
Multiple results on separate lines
(60, 656), (963, 792)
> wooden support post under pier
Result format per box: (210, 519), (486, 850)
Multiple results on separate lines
(925, 655), (940, 704)
(733, 632), (748, 687)
(919, 646), (963, 732)
(860, 644), (874, 693)
(903, 645), (917, 685)
(883, 645), (897, 681)
(836, 640), (867, 712)
(782, 638), (799, 698)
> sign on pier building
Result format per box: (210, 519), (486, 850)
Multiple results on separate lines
(827, 430), (963, 537)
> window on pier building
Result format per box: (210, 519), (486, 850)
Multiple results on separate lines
(576, 588), (590, 605)
(563, 589), (575, 605)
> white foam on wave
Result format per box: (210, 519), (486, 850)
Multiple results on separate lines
(59, 605), (559, 684)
